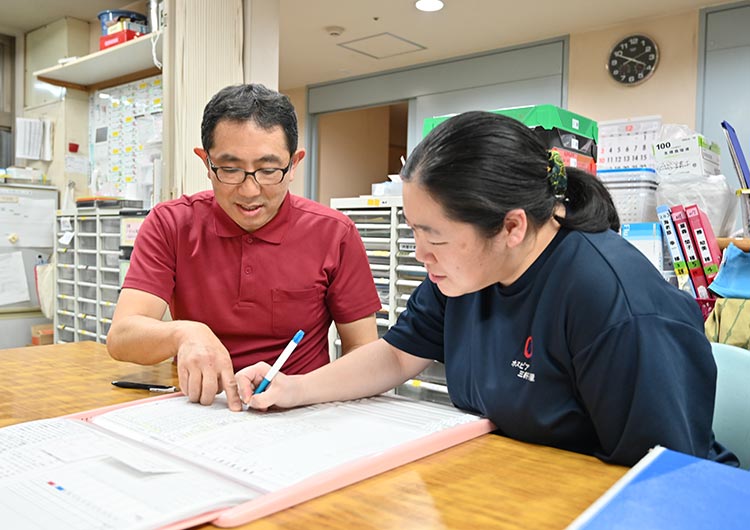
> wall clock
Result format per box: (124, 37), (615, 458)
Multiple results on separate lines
(607, 34), (659, 86)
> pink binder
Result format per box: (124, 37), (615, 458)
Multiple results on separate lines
(67, 393), (495, 528)
(684, 204), (722, 285)
(669, 204), (710, 298)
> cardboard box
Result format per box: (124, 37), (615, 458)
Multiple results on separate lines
(31, 324), (53, 346)
(107, 21), (149, 35)
(553, 147), (597, 175)
(422, 104), (598, 143)
(652, 134), (721, 176)
(99, 30), (143, 50)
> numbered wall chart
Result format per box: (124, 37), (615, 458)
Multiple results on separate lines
(89, 75), (163, 206)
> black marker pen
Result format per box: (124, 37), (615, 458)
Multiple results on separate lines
(111, 380), (177, 393)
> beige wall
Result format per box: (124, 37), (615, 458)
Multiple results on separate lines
(317, 106), (389, 208)
(309, 10), (707, 204)
(22, 6), (710, 204)
(284, 89), (401, 204)
(24, 89), (89, 197)
(568, 10), (699, 128)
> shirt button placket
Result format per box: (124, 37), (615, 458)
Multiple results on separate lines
(244, 236), (253, 275)
(239, 236), (254, 301)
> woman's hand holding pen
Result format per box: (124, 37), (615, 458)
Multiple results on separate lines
(238, 330), (306, 410)
(236, 363), (304, 411)
(175, 322), (243, 411)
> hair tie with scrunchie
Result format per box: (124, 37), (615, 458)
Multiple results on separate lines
(547, 150), (567, 200)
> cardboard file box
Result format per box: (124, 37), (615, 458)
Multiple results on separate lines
(652, 134), (721, 176)
(555, 147), (596, 175)
(31, 324), (53, 345)
(422, 105), (599, 173)
(503, 106), (600, 174)
(107, 21), (149, 35)
(99, 29), (143, 50)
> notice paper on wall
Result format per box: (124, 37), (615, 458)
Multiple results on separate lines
(0, 252), (30, 306)
(0, 194), (56, 248)
(14, 118), (53, 161)
(64, 154), (89, 176)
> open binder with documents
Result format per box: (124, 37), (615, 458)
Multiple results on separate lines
(0, 393), (493, 529)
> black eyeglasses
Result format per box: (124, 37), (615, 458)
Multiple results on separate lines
(206, 154), (293, 186)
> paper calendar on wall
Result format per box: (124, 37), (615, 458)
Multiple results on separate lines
(597, 115), (662, 171)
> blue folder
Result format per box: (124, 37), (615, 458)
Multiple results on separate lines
(568, 446), (750, 530)
(721, 120), (750, 188)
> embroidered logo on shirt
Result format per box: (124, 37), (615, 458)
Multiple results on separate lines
(510, 336), (536, 382)
(523, 336), (533, 359)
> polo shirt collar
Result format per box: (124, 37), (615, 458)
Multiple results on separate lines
(211, 192), (292, 244)
(497, 227), (569, 296)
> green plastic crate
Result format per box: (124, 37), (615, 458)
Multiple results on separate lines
(422, 104), (598, 141)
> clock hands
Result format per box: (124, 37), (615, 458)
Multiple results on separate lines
(613, 50), (647, 66)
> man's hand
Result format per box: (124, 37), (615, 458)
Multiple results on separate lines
(176, 324), (243, 411)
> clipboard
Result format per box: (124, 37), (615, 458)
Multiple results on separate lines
(720, 120), (750, 188)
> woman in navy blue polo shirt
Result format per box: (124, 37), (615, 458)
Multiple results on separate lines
(237, 111), (737, 467)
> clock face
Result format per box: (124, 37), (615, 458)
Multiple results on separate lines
(607, 35), (659, 86)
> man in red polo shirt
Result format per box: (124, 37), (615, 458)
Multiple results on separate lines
(107, 84), (381, 411)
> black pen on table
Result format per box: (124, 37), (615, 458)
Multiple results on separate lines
(111, 380), (178, 393)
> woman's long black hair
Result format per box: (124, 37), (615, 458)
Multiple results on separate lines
(401, 111), (620, 238)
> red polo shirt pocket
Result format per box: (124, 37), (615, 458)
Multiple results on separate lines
(272, 286), (326, 336)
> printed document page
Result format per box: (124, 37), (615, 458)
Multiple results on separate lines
(0, 418), (257, 530)
(91, 394), (481, 492)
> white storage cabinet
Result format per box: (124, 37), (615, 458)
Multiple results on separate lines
(54, 209), (125, 343)
(331, 196), (449, 403)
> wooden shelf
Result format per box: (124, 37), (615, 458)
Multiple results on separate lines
(33, 30), (163, 92)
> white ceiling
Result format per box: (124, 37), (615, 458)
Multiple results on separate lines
(0, 0), (127, 33)
(0, 0), (736, 90)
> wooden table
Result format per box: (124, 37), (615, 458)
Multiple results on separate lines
(0, 342), (627, 529)
(717, 237), (750, 251)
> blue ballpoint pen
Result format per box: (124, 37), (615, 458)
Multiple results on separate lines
(254, 330), (305, 394)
